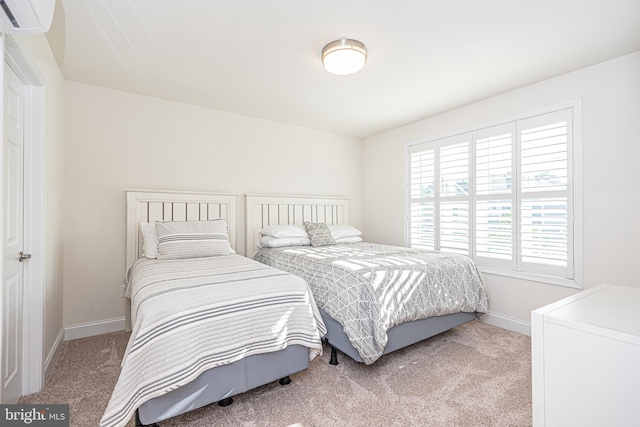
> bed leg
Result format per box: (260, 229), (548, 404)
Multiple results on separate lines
(278, 376), (291, 385)
(329, 346), (339, 365)
(218, 397), (234, 407)
(135, 409), (159, 427)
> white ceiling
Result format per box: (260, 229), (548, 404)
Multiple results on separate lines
(46, 0), (640, 138)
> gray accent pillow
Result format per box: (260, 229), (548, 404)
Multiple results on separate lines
(304, 222), (336, 247)
(156, 219), (230, 260)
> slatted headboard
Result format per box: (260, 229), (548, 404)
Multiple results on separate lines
(126, 189), (237, 271)
(124, 189), (237, 330)
(245, 194), (349, 258)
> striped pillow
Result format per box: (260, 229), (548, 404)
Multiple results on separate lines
(155, 219), (230, 260)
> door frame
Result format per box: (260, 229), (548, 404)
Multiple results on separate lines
(2, 34), (46, 396)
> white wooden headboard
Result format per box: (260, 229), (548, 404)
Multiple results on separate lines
(126, 189), (237, 271)
(245, 194), (349, 258)
(124, 189), (237, 331)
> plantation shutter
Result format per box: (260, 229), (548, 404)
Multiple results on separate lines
(406, 105), (575, 282)
(439, 134), (470, 255)
(473, 123), (516, 269)
(517, 109), (573, 278)
(408, 142), (436, 250)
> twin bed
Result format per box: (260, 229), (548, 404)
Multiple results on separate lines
(102, 190), (488, 427)
(101, 191), (326, 427)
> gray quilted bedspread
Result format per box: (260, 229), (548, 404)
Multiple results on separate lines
(254, 242), (489, 364)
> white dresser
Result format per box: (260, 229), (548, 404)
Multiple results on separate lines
(531, 283), (640, 427)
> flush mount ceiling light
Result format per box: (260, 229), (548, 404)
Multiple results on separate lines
(322, 38), (367, 76)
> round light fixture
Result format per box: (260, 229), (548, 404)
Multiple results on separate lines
(321, 38), (367, 76)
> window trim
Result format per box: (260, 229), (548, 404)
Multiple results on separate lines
(404, 99), (583, 289)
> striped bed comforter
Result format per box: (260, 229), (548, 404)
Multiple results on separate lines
(100, 255), (326, 427)
(254, 242), (488, 364)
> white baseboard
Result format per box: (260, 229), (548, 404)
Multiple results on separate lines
(64, 317), (126, 341)
(44, 328), (65, 382)
(481, 312), (531, 336)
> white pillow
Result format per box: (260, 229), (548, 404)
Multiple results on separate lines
(260, 224), (308, 238)
(257, 235), (311, 248)
(335, 236), (363, 244)
(328, 224), (362, 239)
(156, 219), (230, 260)
(140, 222), (158, 259)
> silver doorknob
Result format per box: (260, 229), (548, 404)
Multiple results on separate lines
(18, 251), (31, 262)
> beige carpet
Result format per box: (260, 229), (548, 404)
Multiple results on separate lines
(20, 320), (532, 426)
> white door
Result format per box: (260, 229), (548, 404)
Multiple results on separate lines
(2, 62), (25, 404)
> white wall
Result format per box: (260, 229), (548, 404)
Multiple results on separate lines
(63, 81), (363, 328)
(363, 51), (640, 330)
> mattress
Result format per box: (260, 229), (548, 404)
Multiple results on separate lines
(254, 242), (488, 364)
(101, 255), (326, 427)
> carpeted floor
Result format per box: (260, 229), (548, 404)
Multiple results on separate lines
(20, 320), (532, 426)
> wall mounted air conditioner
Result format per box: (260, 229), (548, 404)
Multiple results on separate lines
(0, 0), (55, 35)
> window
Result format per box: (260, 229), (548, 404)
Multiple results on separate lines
(406, 102), (581, 287)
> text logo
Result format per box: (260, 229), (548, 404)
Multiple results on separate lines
(0, 405), (69, 426)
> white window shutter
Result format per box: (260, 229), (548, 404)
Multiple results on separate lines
(439, 135), (470, 255)
(406, 104), (576, 284)
(410, 202), (435, 250)
(517, 109), (573, 278)
(409, 143), (436, 250)
(473, 124), (516, 269)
